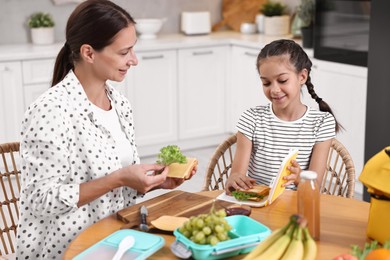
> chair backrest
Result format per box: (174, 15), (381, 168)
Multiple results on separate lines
(321, 138), (356, 198)
(202, 134), (237, 191)
(0, 142), (20, 256)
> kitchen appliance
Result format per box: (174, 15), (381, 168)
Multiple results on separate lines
(314, 0), (371, 67)
(181, 12), (211, 35)
(363, 0), (390, 201)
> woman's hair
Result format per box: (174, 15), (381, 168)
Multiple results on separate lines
(256, 39), (342, 132)
(51, 0), (135, 86)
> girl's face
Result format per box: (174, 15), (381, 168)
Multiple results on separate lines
(92, 25), (138, 82)
(259, 55), (307, 111)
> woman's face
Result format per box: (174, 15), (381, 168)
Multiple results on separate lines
(93, 25), (138, 82)
(259, 55), (307, 111)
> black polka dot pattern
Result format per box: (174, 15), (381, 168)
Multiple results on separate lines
(16, 71), (140, 259)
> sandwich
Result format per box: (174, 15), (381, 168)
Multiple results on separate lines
(156, 145), (197, 179)
(167, 158), (198, 179)
(231, 184), (270, 202)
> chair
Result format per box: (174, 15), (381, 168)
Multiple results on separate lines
(203, 135), (356, 199)
(202, 134), (237, 191)
(321, 138), (356, 198)
(0, 142), (20, 256)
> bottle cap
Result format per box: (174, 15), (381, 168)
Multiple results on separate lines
(300, 170), (318, 180)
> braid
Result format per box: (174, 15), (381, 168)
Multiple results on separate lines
(305, 75), (342, 132)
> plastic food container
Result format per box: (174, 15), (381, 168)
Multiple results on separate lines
(172, 215), (271, 260)
(73, 229), (164, 259)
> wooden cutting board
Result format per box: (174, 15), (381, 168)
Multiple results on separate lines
(213, 0), (266, 32)
(117, 190), (233, 228)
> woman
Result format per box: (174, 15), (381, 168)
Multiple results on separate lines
(16, 0), (196, 258)
(225, 39), (340, 194)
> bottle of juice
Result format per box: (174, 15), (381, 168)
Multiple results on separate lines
(297, 170), (320, 240)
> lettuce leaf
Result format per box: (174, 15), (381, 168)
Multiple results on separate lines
(156, 145), (187, 165)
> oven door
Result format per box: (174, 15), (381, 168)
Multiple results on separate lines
(314, 0), (370, 67)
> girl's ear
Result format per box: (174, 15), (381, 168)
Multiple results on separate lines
(299, 68), (308, 85)
(79, 44), (95, 64)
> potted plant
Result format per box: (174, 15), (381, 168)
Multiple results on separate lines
(296, 0), (315, 48)
(28, 12), (55, 45)
(259, 1), (289, 35)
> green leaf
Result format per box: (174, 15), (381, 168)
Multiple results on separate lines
(156, 145), (187, 165)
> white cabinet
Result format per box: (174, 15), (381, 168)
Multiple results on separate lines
(126, 50), (178, 147)
(178, 46), (228, 139)
(228, 46), (268, 132)
(305, 59), (367, 193)
(0, 62), (24, 143)
(22, 59), (55, 108)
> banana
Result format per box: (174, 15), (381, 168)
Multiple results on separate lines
(281, 226), (304, 260)
(302, 227), (317, 260)
(252, 224), (295, 260)
(243, 219), (294, 260)
(243, 227), (285, 260)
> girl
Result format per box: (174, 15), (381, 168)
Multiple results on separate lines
(225, 39), (340, 194)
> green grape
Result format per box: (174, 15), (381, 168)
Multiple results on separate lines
(202, 226), (211, 235)
(210, 236), (220, 246)
(182, 230), (191, 238)
(199, 237), (207, 244)
(217, 232), (228, 241)
(185, 221), (192, 231)
(217, 209), (227, 217)
(196, 218), (204, 229)
(214, 224), (224, 233)
(195, 231), (205, 242)
(179, 226), (186, 233)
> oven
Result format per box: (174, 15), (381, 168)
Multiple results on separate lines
(314, 0), (371, 67)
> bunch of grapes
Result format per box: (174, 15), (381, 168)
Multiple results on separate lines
(178, 208), (232, 246)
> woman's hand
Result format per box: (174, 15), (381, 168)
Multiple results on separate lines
(225, 174), (256, 195)
(284, 159), (302, 186)
(118, 164), (168, 194)
(158, 164), (198, 190)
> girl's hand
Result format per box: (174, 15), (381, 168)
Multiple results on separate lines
(284, 159), (302, 186)
(225, 174), (257, 195)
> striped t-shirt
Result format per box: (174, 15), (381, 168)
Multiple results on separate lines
(236, 103), (336, 187)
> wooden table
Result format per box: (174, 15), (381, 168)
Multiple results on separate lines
(64, 190), (370, 259)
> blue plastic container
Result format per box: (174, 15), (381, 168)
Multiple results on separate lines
(172, 215), (271, 260)
(73, 229), (165, 259)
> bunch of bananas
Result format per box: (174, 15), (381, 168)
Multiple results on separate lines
(243, 215), (317, 260)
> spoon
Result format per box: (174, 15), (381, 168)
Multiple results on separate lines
(112, 235), (135, 260)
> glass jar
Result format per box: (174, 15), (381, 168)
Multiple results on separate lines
(297, 170), (320, 240)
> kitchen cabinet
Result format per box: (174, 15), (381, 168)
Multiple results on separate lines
(22, 59), (55, 108)
(178, 46), (228, 139)
(306, 59), (367, 193)
(126, 49), (178, 148)
(228, 46), (268, 132)
(0, 61), (24, 143)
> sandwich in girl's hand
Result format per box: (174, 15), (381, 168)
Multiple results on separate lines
(156, 145), (198, 179)
(231, 184), (271, 202)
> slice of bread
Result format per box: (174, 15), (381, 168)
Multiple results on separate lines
(167, 158), (198, 179)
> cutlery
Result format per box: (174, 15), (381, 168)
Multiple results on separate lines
(112, 235), (135, 260)
(140, 205), (149, 232)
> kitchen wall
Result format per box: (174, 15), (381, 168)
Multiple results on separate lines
(0, 0), (298, 45)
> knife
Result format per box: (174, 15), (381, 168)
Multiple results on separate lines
(139, 205), (149, 232)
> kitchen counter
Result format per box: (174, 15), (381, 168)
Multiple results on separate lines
(0, 31), (306, 62)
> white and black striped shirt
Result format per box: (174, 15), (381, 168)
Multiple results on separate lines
(237, 103), (336, 187)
